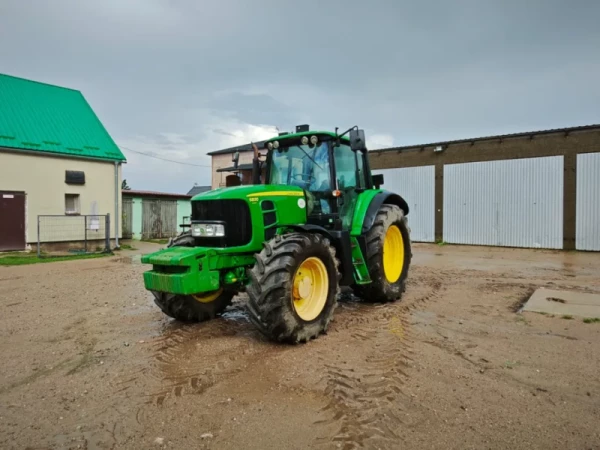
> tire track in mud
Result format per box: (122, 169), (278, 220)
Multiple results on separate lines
(314, 273), (446, 450)
(132, 300), (269, 425)
(151, 320), (252, 403)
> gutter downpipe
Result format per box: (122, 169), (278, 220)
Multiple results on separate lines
(114, 161), (120, 249)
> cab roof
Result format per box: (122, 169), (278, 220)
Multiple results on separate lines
(265, 130), (350, 145)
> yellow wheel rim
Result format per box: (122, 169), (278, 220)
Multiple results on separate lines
(292, 257), (329, 321)
(383, 225), (404, 283)
(192, 288), (223, 304)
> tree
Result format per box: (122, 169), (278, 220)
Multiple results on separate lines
(121, 179), (131, 190)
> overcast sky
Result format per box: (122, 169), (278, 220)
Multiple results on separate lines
(1, 0), (599, 193)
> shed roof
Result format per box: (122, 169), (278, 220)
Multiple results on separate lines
(0, 73), (125, 162)
(122, 189), (191, 199)
(207, 140), (266, 156)
(370, 123), (600, 154)
(186, 185), (211, 196)
(216, 163), (254, 173)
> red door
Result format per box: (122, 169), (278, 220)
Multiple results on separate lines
(0, 191), (26, 251)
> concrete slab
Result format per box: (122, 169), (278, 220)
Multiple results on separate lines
(523, 288), (600, 318)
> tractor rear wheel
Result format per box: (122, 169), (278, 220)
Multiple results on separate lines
(353, 204), (411, 303)
(246, 233), (340, 343)
(152, 289), (234, 322)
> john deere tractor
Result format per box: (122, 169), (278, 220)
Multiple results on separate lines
(141, 125), (411, 343)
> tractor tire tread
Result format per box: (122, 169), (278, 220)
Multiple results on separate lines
(153, 291), (235, 322)
(246, 233), (340, 343)
(353, 204), (411, 303)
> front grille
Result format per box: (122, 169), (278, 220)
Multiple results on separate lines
(191, 199), (252, 247)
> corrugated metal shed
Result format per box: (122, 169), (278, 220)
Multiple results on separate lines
(373, 166), (435, 242)
(443, 157), (564, 249)
(0, 73), (125, 161)
(576, 153), (600, 251)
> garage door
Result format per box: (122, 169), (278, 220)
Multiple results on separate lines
(443, 157), (563, 249)
(0, 191), (26, 251)
(142, 199), (178, 239)
(373, 166), (435, 242)
(576, 153), (600, 251)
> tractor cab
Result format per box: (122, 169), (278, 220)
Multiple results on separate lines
(262, 127), (377, 230)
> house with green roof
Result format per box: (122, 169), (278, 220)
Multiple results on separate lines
(0, 73), (126, 251)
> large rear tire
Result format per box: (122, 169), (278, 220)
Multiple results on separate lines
(152, 289), (234, 322)
(353, 204), (411, 303)
(246, 233), (340, 343)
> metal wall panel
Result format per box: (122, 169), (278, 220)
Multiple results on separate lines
(373, 166), (435, 242)
(443, 156), (563, 249)
(576, 153), (600, 251)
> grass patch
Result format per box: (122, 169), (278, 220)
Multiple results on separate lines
(561, 315), (574, 320)
(436, 240), (447, 247)
(583, 317), (600, 324)
(503, 360), (521, 370)
(142, 238), (169, 245)
(0, 252), (109, 266)
(515, 314), (530, 325)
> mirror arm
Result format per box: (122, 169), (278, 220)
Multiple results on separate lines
(336, 125), (358, 139)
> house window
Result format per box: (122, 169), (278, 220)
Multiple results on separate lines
(65, 170), (85, 185)
(65, 194), (80, 215)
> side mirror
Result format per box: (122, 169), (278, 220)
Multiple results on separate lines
(372, 173), (384, 189)
(232, 151), (240, 168)
(349, 129), (366, 151)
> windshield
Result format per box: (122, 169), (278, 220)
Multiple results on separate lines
(269, 142), (331, 191)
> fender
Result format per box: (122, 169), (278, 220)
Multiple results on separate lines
(284, 224), (354, 286)
(360, 190), (409, 234)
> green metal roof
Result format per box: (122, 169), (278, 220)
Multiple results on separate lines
(0, 73), (125, 162)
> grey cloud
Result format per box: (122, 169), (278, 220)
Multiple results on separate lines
(1, 0), (599, 191)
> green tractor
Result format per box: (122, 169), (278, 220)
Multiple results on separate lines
(141, 125), (411, 343)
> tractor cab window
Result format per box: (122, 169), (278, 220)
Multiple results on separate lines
(269, 142), (333, 214)
(334, 144), (367, 228)
(334, 144), (367, 190)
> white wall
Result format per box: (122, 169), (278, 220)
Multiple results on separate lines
(576, 153), (600, 251)
(0, 150), (122, 243)
(443, 157), (564, 249)
(373, 166), (436, 242)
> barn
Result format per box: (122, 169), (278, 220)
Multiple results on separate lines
(0, 73), (125, 252)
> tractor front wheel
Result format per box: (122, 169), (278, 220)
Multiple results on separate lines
(353, 204), (411, 303)
(246, 233), (340, 343)
(152, 289), (234, 322)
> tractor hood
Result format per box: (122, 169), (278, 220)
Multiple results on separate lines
(192, 184), (305, 201)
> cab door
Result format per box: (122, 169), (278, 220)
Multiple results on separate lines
(333, 144), (368, 230)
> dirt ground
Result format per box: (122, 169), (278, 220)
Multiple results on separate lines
(1, 242), (599, 450)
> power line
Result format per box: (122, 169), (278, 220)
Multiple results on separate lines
(119, 145), (212, 167)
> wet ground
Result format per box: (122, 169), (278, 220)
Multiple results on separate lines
(1, 242), (599, 450)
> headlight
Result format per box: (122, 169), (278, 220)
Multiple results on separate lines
(191, 223), (225, 237)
